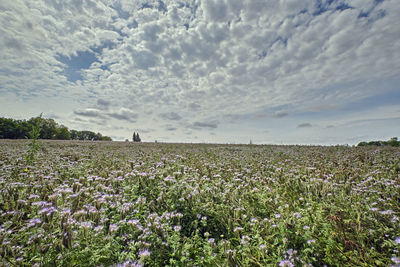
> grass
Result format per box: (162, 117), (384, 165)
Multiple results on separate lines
(0, 140), (399, 266)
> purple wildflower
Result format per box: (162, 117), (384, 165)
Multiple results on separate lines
(279, 260), (294, 267)
(28, 218), (42, 227)
(138, 249), (151, 258)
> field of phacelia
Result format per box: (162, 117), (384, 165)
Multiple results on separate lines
(0, 140), (399, 266)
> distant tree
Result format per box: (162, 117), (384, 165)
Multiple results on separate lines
(132, 132), (141, 142)
(368, 141), (382, 146)
(70, 130), (78, 140)
(40, 118), (58, 139)
(56, 125), (70, 140)
(388, 137), (399, 147)
(358, 137), (399, 147)
(0, 116), (112, 141)
(101, 136), (112, 141)
(0, 118), (17, 139)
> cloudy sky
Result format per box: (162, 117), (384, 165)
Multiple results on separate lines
(1, 0), (399, 144)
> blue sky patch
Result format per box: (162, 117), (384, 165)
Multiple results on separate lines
(57, 50), (98, 82)
(56, 42), (116, 82)
(313, 0), (336, 16)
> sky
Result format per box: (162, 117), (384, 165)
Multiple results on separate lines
(0, 0), (399, 145)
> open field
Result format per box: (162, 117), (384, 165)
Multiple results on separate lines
(0, 140), (399, 266)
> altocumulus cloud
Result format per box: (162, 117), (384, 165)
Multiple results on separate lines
(74, 109), (104, 118)
(74, 108), (137, 123)
(159, 112), (182, 121)
(0, 0), (399, 144)
(192, 120), (219, 129)
(297, 123), (313, 128)
(107, 108), (138, 123)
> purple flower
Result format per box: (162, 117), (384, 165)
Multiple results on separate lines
(116, 261), (143, 267)
(286, 249), (296, 256)
(109, 224), (119, 232)
(94, 225), (104, 232)
(392, 257), (400, 265)
(279, 260), (294, 267)
(128, 219), (139, 226)
(39, 206), (58, 216)
(293, 212), (302, 219)
(139, 249), (151, 258)
(80, 221), (93, 230)
(27, 218), (42, 227)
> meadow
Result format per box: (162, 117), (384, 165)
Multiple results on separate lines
(0, 140), (399, 266)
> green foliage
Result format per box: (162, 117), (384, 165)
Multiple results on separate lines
(0, 142), (399, 266)
(69, 130), (110, 141)
(358, 137), (400, 147)
(0, 116), (112, 141)
(56, 125), (71, 140)
(25, 114), (42, 165)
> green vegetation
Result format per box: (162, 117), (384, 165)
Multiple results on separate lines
(133, 132), (142, 142)
(358, 137), (399, 147)
(25, 114), (42, 166)
(0, 116), (112, 141)
(0, 141), (399, 266)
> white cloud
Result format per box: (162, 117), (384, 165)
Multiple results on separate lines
(74, 108), (104, 118)
(1, 0), (399, 143)
(107, 108), (138, 122)
(159, 112), (182, 121)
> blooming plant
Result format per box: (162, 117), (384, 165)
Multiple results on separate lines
(0, 140), (399, 266)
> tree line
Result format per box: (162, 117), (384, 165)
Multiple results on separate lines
(0, 116), (112, 141)
(357, 137), (399, 147)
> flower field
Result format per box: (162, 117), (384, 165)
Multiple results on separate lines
(0, 140), (399, 266)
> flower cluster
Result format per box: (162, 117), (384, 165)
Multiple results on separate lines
(0, 140), (399, 266)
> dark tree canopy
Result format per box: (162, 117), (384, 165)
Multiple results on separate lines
(132, 132), (141, 142)
(0, 116), (112, 141)
(357, 137), (399, 147)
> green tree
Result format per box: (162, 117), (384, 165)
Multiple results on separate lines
(56, 125), (71, 140)
(33, 118), (58, 139)
(388, 137), (399, 147)
(1, 116), (111, 141)
(70, 130), (78, 140)
(0, 118), (17, 139)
